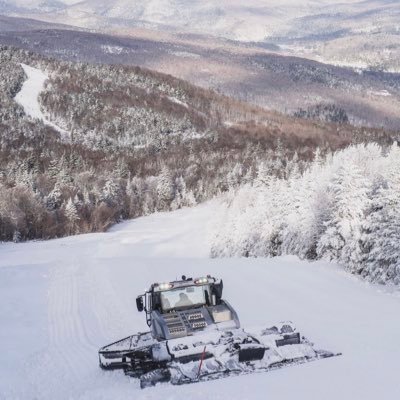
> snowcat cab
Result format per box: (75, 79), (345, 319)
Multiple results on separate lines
(99, 275), (339, 388)
(135, 275), (240, 340)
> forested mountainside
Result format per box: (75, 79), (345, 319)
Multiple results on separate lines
(2, 21), (400, 131)
(212, 143), (400, 285)
(0, 46), (397, 242)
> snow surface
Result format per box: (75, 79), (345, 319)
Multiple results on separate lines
(14, 63), (70, 139)
(1, 201), (400, 399)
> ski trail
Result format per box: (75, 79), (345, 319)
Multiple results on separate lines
(24, 261), (94, 398)
(1, 203), (400, 400)
(15, 63), (70, 140)
(21, 248), (135, 399)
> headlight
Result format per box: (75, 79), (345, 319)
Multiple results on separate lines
(212, 310), (232, 323)
(159, 283), (173, 291)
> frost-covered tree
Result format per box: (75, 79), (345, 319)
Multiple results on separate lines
(13, 230), (21, 243)
(254, 162), (272, 187)
(226, 163), (244, 189)
(65, 198), (80, 223)
(285, 151), (301, 180)
(281, 170), (324, 259)
(362, 177), (400, 284)
(171, 176), (194, 210)
(156, 166), (175, 210)
(48, 159), (60, 178)
(65, 197), (80, 234)
(317, 165), (370, 272)
(101, 180), (121, 208)
(46, 184), (63, 210)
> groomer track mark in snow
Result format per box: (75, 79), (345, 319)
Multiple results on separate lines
(15, 63), (70, 139)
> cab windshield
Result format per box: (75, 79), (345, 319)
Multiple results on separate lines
(160, 285), (207, 312)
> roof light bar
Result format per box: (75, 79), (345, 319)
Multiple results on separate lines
(159, 283), (173, 291)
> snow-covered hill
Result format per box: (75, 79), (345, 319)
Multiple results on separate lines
(2, 0), (399, 70)
(1, 202), (400, 399)
(0, 0), (393, 41)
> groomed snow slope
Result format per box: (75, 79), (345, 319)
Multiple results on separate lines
(14, 63), (69, 139)
(0, 202), (399, 399)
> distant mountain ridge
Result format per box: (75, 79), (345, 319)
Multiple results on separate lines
(0, 14), (84, 31)
(0, 1), (394, 40)
(2, 0), (399, 72)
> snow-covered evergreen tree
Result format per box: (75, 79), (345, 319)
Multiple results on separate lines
(65, 197), (80, 234)
(317, 164), (370, 273)
(362, 177), (400, 284)
(101, 180), (121, 208)
(226, 163), (243, 189)
(65, 198), (80, 223)
(254, 162), (271, 187)
(13, 230), (22, 243)
(156, 166), (175, 210)
(46, 184), (63, 210)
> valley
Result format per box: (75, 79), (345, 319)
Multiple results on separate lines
(1, 18), (400, 130)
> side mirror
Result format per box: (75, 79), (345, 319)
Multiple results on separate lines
(213, 280), (223, 301)
(136, 296), (144, 312)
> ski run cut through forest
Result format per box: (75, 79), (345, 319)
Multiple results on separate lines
(14, 63), (69, 139)
(1, 202), (400, 400)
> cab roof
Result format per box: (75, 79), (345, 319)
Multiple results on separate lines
(151, 276), (219, 293)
